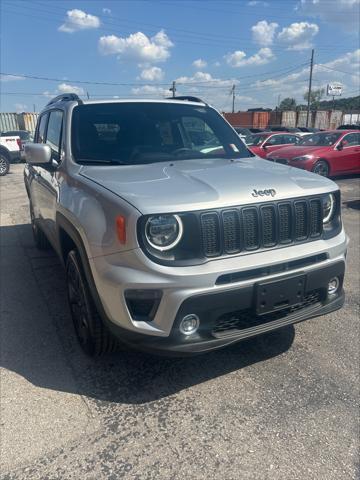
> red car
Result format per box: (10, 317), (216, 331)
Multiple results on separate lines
(265, 130), (360, 177)
(246, 132), (301, 158)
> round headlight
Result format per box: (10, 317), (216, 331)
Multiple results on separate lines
(323, 193), (335, 224)
(145, 215), (183, 251)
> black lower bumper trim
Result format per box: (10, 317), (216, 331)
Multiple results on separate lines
(104, 261), (345, 356)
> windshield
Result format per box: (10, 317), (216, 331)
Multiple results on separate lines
(71, 102), (252, 164)
(246, 134), (267, 146)
(299, 132), (342, 146)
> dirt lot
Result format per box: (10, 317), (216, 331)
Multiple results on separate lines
(0, 164), (359, 480)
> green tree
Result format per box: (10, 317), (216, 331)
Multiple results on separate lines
(279, 97), (297, 110)
(303, 88), (325, 109)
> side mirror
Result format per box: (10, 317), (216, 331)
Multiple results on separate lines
(25, 143), (52, 165)
(262, 143), (268, 149)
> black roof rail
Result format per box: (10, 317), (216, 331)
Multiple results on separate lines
(46, 93), (83, 107)
(167, 96), (206, 104)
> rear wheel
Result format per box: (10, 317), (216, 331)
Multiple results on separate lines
(66, 250), (118, 356)
(312, 160), (329, 177)
(29, 202), (51, 250)
(0, 154), (10, 176)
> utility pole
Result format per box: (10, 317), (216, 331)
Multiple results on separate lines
(169, 81), (176, 98)
(306, 48), (314, 127)
(231, 84), (236, 113)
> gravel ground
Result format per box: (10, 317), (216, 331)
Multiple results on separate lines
(0, 164), (359, 480)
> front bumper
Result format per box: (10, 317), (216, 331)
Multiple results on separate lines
(103, 260), (345, 355)
(90, 229), (348, 355)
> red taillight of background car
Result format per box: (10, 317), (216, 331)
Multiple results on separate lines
(16, 138), (22, 149)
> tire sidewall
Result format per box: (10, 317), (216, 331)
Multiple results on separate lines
(66, 250), (98, 356)
(0, 154), (10, 176)
(312, 160), (329, 177)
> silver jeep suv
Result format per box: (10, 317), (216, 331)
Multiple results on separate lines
(24, 94), (347, 356)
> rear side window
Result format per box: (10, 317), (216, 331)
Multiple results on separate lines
(36, 114), (48, 143)
(46, 110), (63, 161)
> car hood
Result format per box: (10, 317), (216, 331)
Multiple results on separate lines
(79, 156), (337, 214)
(267, 145), (328, 158)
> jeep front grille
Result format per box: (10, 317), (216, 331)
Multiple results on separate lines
(200, 198), (323, 258)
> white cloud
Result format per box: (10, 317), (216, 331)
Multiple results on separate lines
(15, 103), (28, 112)
(57, 83), (85, 96)
(192, 58), (207, 69)
(131, 85), (170, 97)
(250, 49), (360, 102)
(176, 71), (238, 87)
(139, 66), (164, 81)
(225, 47), (275, 67)
(251, 20), (278, 46)
(98, 30), (173, 64)
(59, 9), (100, 33)
(297, 0), (360, 33)
(0, 74), (24, 82)
(248, 1), (269, 5)
(277, 22), (319, 50)
(102, 8), (111, 14)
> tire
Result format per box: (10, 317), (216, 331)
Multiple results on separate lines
(66, 249), (118, 356)
(29, 202), (51, 250)
(0, 154), (10, 176)
(312, 160), (329, 177)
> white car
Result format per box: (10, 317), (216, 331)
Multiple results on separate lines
(0, 134), (22, 176)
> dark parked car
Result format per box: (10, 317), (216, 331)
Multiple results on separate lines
(337, 124), (360, 130)
(248, 128), (266, 133)
(298, 127), (320, 133)
(269, 126), (301, 133)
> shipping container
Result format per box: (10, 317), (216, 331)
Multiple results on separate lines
(314, 111), (329, 130)
(0, 113), (19, 132)
(342, 113), (360, 125)
(296, 111), (308, 128)
(222, 112), (253, 128)
(269, 111), (282, 127)
(18, 113), (39, 133)
(252, 111), (270, 129)
(329, 110), (343, 129)
(281, 111), (296, 128)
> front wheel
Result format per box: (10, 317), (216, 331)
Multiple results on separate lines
(66, 250), (118, 356)
(0, 154), (10, 176)
(312, 160), (329, 177)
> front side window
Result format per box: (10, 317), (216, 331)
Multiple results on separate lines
(246, 134), (267, 146)
(46, 110), (63, 160)
(71, 102), (252, 165)
(36, 114), (48, 143)
(266, 135), (284, 145)
(299, 132), (342, 146)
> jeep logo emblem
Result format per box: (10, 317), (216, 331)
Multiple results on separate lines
(252, 188), (276, 198)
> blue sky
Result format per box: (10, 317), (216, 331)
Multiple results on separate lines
(0, 0), (359, 112)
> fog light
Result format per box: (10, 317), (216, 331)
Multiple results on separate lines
(327, 277), (339, 295)
(179, 314), (200, 335)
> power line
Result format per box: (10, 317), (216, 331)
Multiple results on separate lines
(315, 64), (357, 75)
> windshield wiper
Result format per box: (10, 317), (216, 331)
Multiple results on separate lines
(77, 158), (128, 165)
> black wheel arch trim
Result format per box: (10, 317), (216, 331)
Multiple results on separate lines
(55, 213), (110, 327)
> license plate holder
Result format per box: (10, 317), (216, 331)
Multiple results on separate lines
(256, 274), (305, 315)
